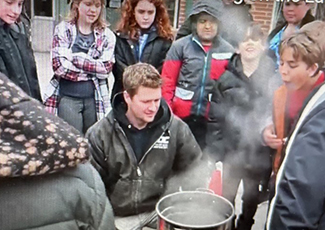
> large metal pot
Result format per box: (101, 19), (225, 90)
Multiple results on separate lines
(156, 191), (234, 230)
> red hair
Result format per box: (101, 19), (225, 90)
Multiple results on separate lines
(117, 0), (174, 41)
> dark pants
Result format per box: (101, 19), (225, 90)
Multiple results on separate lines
(58, 96), (97, 134)
(183, 116), (207, 150)
(223, 161), (270, 230)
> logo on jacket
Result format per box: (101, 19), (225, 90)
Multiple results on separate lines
(153, 136), (170, 149)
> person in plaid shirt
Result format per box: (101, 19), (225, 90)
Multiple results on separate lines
(43, 0), (116, 134)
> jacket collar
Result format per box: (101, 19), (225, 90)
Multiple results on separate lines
(116, 26), (159, 43)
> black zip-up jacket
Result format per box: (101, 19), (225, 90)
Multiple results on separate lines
(111, 30), (172, 100)
(0, 19), (41, 101)
(206, 53), (278, 168)
(87, 95), (203, 216)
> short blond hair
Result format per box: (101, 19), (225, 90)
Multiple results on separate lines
(280, 32), (324, 72)
(123, 63), (162, 97)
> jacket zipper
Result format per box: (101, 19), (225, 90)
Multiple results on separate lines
(116, 124), (139, 166)
(115, 120), (170, 214)
(193, 37), (209, 116)
(116, 124), (141, 213)
(135, 130), (168, 214)
(197, 55), (209, 115)
(136, 129), (168, 176)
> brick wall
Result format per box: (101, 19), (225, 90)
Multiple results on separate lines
(178, 0), (188, 27)
(178, 1), (276, 33)
(250, 1), (275, 33)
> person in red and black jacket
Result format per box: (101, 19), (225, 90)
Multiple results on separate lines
(161, 1), (234, 149)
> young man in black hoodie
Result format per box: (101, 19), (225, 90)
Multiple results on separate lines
(87, 63), (207, 230)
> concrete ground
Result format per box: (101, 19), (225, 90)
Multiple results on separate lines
(34, 51), (269, 230)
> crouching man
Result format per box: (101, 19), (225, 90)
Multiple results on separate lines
(86, 63), (205, 230)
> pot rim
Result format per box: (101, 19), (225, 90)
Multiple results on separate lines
(155, 191), (235, 229)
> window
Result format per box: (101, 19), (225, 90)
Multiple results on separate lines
(34, 0), (53, 17)
(165, 0), (180, 28)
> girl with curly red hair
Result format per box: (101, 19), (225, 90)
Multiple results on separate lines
(111, 0), (174, 102)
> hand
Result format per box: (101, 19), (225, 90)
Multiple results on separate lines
(262, 124), (283, 149)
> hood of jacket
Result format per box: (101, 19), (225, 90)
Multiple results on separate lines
(0, 73), (89, 178)
(188, 0), (222, 21)
(188, 1), (223, 39)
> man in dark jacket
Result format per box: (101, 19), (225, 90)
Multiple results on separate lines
(87, 63), (206, 230)
(0, 1), (42, 101)
(0, 73), (115, 230)
(161, 1), (234, 149)
(176, 0), (252, 47)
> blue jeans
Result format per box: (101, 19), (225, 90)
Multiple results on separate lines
(58, 96), (97, 134)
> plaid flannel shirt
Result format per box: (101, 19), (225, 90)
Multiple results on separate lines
(43, 21), (116, 120)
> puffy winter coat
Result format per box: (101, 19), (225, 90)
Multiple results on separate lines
(207, 53), (277, 167)
(87, 94), (203, 216)
(0, 163), (115, 230)
(162, 34), (233, 119)
(0, 72), (115, 230)
(112, 30), (172, 98)
(0, 19), (41, 101)
(162, 2), (234, 120)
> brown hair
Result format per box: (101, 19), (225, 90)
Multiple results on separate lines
(280, 32), (324, 72)
(245, 23), (265, 42)
(117, 0), (174, 41)
(123, 63), (162, 97)
(300, 20), (325, 52)
(66, 0), (107, 29)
